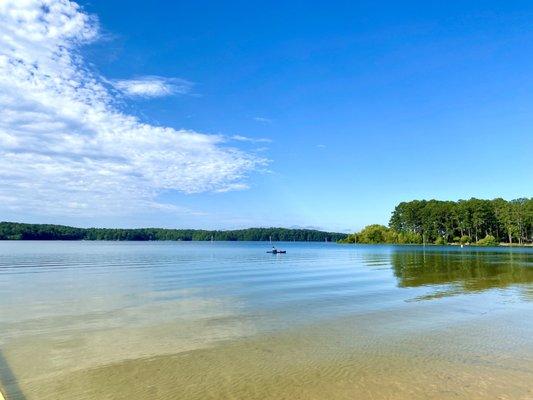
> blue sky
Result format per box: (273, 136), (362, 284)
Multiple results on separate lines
(0, 1), (532, 232)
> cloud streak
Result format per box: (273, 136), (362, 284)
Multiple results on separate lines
(231, 135), (271, 143)
(253, 117), (272, 124)
(113, 76), (193, 98)
(0, 0), (266, 216)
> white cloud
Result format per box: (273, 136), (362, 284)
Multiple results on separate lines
(0, 0), (266, 216)
(214, 183), (249, 193)
(113, 76), (193, 98)
(231, 135), (271, 143)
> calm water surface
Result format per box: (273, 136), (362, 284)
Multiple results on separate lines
(0, 242), (532, 399)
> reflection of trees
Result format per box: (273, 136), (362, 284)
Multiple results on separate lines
(390, 250), (533, 297)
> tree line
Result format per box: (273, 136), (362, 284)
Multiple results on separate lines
(341, 198), (532, 246)
(0, 222), (347, 242)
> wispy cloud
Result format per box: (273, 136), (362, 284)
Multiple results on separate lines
(231, 135), (271, 143)
(0, 0), (266, 216)
(253, 117), (272, 124)
(113, 76), (193, 98)
(214, 183), (250, 193)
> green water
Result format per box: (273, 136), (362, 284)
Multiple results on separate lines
(0, 242), (531, 399)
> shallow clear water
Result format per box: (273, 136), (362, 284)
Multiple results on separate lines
(0, 242), (532, 399)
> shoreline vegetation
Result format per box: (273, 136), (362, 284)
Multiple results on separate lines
(340, 198), (532, 246)
(0, 222), (346, 242)
(1, 198), (530, 246)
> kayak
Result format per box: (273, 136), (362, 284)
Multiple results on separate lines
(267, 250), (286, 254)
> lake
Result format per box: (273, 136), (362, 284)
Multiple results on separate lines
(0, 241), (532, 399)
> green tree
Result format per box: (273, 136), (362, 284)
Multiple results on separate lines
(476, 234), (498, 247)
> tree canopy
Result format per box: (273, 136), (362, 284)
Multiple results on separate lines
(0, 222), (347, 242)
(341, 197), (532, 245)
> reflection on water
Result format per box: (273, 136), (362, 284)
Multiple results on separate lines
(390, 249), (533, 300)
(0, 242), (531, 400)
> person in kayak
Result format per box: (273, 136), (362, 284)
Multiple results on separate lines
(269, 246), (278, 254)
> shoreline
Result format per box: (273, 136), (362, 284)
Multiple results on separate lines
(338, 242), (533, 248)
(1, 240), (532, 248)
(0, 222), (346, 242)
(0, 238), (533, 248)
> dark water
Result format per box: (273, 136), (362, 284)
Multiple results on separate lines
(0, 242), (531, 399)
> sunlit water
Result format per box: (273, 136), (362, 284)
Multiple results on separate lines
(0, 242), (532, 399)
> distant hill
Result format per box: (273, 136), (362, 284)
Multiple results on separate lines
(0, 222), (347, 242)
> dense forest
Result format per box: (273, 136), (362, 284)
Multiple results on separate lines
(341, 198), (532, 246)
(0, 222), (346, 242)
